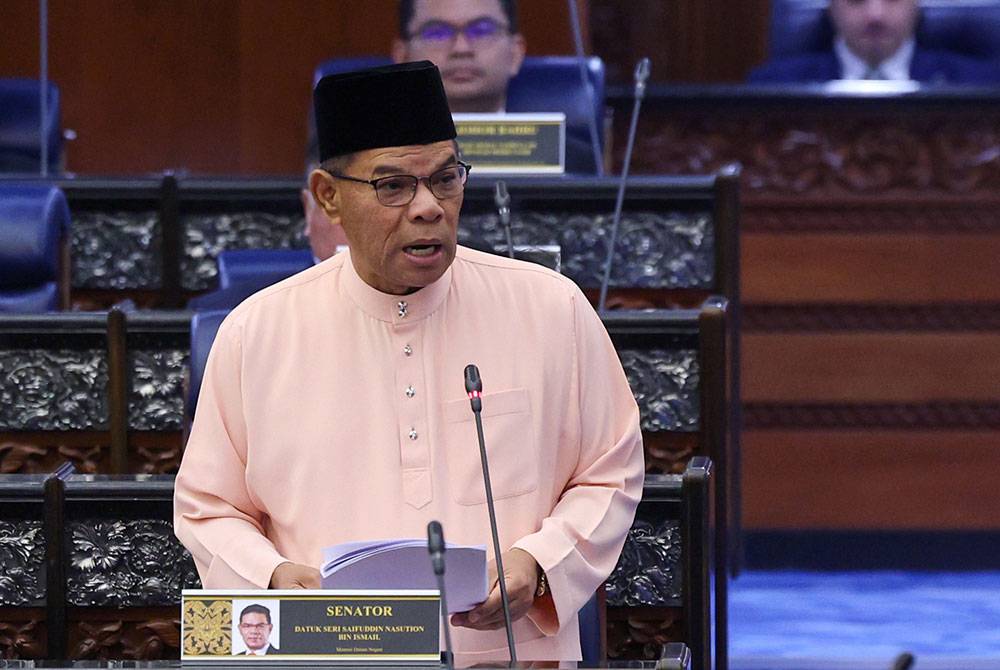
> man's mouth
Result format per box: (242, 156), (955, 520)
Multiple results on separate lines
(404, 243), (442, 257)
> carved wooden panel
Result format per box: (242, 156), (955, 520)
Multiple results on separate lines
(0, 520), (45, 606)
(0, 351), (108, 431)
(0, 438), (107, 475)
(606, 607), (684, 661)
(619, 108), (1000, 197)
(69, 617), (180, 660)
(67, 519), (200, 607)
(0, 618), (46, 659)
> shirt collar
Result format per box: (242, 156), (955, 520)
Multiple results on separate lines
(835, 37), (915, 81)
(339, 248), (452, 324)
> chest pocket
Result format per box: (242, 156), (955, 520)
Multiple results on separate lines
(442, 388), (538, 506)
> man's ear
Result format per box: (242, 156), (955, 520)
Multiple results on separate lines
(309, 169), (341, 224)
(508, 33), (527, 77)
(391, 38), (409, 64)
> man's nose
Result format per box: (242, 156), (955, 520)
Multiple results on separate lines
(866, 0), (887, 21)
(450, 30), (475, 54)
(408, 180), (444, 222)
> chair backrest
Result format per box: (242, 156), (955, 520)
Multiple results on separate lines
(312, 56), (606, 172)
(0, 183), (70, 312)
(187, 310), (230, 421)
(216, 248), (313, 290)
(769, 0), (1000, 63)
(0, 79), (62, 173)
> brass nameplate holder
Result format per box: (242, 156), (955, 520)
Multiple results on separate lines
(454, 113), (566, 174)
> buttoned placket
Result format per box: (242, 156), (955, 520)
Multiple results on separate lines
(392, 306), (431, 509)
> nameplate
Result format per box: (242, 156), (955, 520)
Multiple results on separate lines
(454, 113), (565, 174)
(181, 589), (440, 663)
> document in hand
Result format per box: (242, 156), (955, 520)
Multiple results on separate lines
(320, 540), (488, 614)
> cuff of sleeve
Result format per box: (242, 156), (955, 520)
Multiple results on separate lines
(214, 538), (289, 589)
(512, 536), (567, 636)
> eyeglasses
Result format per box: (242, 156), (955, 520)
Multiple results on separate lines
(409, 17), (508, 46)
(327, 162), (471, 207)
(239, 623), (271, 631)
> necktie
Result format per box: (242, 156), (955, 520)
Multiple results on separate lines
(864, 66), (886, 80)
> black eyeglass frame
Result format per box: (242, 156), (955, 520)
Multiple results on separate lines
(324, 161), (472, 207)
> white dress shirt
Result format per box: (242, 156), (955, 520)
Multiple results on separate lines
(835, 37), (915, 80)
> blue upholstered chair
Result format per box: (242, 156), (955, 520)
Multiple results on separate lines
(216, 248), (313, 290)
(0, 183), (70, 312)
(0, 79), (63, 174)
(769, 0), (1000, 64)
(187, 309), (230, 421)
(313, 56), (606, 173)
(578, 591), (603, 663)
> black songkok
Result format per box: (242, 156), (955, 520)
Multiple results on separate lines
(313, 61), (457, 161)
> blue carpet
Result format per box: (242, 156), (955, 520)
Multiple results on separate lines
(729, 570), (1000, 670)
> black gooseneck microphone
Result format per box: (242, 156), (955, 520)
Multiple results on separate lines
(494, 181), (515, 260)
(426, 521), (455, 670)
(890, 652), (915, 670)
(463, 364), (517, 663)
(597, 57), (651, 314)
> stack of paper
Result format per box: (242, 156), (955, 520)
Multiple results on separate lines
(320, 540), (488, 613)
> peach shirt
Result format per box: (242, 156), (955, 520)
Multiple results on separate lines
(174, 246), (644, 660)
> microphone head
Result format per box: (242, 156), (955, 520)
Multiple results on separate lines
(464, 364), (482, 394)
(427, 520), (445, 555)
(494, 180), (510, 207)
(634, 57), (651, 98)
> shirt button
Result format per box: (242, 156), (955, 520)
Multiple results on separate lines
(403, 344), (413, 357)
(408, 428), (418, 441)
(397, 301), (408, 318)
(405, 385), (416, 398)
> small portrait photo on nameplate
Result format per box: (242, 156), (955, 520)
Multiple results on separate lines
(453, 112), (565, 174)
(182, 589), (441, 663)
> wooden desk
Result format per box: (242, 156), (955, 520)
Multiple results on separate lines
(611, 85), (1000, 534)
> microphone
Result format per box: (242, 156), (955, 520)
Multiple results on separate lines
(890, 652), (915, 670)
(597, 57), (651, 314)
(462, 364), (516, 663)
(566, 0), (605, 175)
(494, 181), (515, 259)
(426, 521), (454, 670)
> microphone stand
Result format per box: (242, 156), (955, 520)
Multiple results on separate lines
(566, 0), (605, 176)
(427, 521), (455, 670)
(464, 364), (517, 663)
(597, 57), (650, 315)
(494, 181), (515, 259)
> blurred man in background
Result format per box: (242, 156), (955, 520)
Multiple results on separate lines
(750, 0), (1000, 84)
(392, 0), (526, 112)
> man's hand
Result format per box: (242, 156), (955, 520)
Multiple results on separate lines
(270, 561), (321, 589)
(451, 548), (539, 630)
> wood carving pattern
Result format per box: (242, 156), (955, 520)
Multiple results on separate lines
(622, 113), (1000, 197)
(71, 618), (180, 660)
(70, 210), (161, 290)
(606, 608), (683, 661)
(0, 620), (45, 659)
(620, 350), (700, 432)
(182, 212), (307, 291)
(68, 520), (201, 606)
(0, 441), (104, 475)
(129, 350), (187, 431)
(606, 518), (683, 607)
(0, 521), (45, 606)
(0, 350), (108, 431)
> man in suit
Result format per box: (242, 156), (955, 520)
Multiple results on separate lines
(236, 603), (279, 655)
(392, 0), (525, 113)
(750, 0), (1000, 84)
(392, 0), (598, 173)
